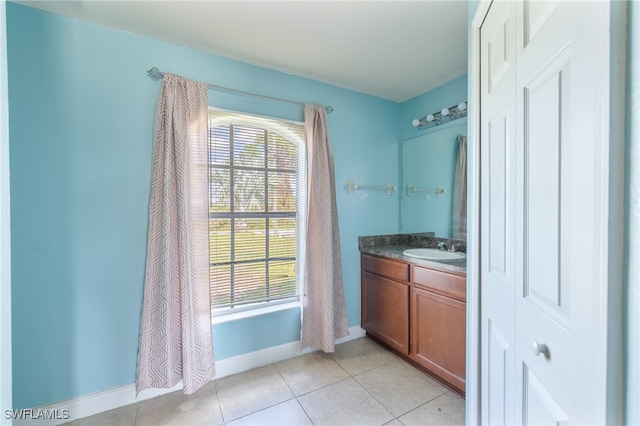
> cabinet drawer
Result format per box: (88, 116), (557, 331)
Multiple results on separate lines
(412, 266), (466, 301)
(361, 254), (409, 282)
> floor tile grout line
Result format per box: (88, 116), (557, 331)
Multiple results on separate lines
(211, 381), (226, 426)
(343, 348), (453, 421)
(224, 371), (450, 426)
(273, 351), (354, 398)
(273, 342), (399, 425)
(348, 373), (397, 424)
(219, 394), (299, 426)
(134, 403), (140, 426)
(212, 380), (230, 426)
(70, 337), (464, 425)
(215, 371), (297, 424)
(324, 351), (352, 379)
(292, 395), (316, 426)
(351, 373), (398, 420)
(293, 374), (356, 398)
(330, 359), (395, 378)
(275, 366), (314, 424)
(396, 390), (456, 424)
(273, 361), (298, 400)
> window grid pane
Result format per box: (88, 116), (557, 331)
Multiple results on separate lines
(269, 260), (297, 298)
(210, 264), (231, 306)
(209, 115), (301, 310)
(268, 171), (297, 213)
(210, 218), (231, 264)
(232, 262), (267, 306)
(209, 169), (230, 213)
(268, 218), (296, 257)
(234, 218), (266, 261)
(268, 133), (297, 171)
(233, 170), (265, 213)
(232, 126), (265, 168)
(209, 126), (230, 166)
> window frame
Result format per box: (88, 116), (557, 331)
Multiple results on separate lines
(207, 108), (306, 322)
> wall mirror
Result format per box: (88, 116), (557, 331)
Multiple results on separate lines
(400, 119), (467, 240)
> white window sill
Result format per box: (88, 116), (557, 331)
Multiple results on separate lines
(211, 300), (301, 325)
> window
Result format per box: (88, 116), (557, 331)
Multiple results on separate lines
(208, 109), (306, 316)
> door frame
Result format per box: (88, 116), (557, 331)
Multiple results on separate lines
(467, 1), (625, 424)
(0, 0), (12, 416)
(466, 2), (492, 424)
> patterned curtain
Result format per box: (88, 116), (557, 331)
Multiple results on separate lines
(301, 104), (349, 352)
(136, 73), (214, 395)
(452, 135), (467, 240)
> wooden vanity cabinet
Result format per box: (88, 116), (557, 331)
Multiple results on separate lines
(360, 253), (466, 395)
(361, 254), (410, 354)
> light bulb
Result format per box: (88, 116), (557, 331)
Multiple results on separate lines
(441, 108), (450, 116)
(412, 118), (421, 127)
(458, 102), (467, 112)
(426, 113), (435, 122)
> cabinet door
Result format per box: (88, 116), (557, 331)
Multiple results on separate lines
(411, 285), (466, 394)
(361, 272), (410, 354)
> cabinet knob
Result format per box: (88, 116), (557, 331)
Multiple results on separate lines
(532, 340), (549, 357)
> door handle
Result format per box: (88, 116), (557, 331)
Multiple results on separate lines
(532, 340), (549, 357)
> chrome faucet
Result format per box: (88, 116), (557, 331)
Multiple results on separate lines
(437, 241), (459, 252)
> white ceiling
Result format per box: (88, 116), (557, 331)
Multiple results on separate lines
(13, 1), (469, 102)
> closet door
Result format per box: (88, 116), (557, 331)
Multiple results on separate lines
(480, 1), (613, 423)
(479, 1), (517, 424)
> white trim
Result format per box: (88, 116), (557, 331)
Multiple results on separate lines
(467, 2), (492, 425)
(211, 300), (300, 324)
(334, 327), (366, 344)
(208, 106), (305, 127)
(13, 326), (366, 426)
(208, 106), (305, 134)
(0, 0), (12, 421)
(625, 2), (640, 424)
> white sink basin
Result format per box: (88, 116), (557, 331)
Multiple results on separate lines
(403, 248), (466, 261)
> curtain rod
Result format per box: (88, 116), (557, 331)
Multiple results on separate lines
(147, 67), (334, 114)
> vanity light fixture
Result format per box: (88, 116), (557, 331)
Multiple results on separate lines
(412, 101), (467, 130)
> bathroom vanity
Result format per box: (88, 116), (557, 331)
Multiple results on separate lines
(359, 234), (466, 396)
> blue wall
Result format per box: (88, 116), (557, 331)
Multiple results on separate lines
(6, 3), (464, 409)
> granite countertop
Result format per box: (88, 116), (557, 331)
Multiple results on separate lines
(359, 233), (467, 275)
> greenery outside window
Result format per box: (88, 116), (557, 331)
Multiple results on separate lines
(208, 109), (306, 316)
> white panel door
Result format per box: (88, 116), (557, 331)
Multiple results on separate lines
(480, 1), (611, 424)
(480, 1), (517, 424)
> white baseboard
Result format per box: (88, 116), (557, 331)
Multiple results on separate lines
(12, 326), (365, 426)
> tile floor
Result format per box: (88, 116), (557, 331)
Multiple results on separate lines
(66, 337), (465, 426)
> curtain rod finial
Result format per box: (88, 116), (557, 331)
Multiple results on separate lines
(147, 67), (165, 81)
(325, 105), (334, 114)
